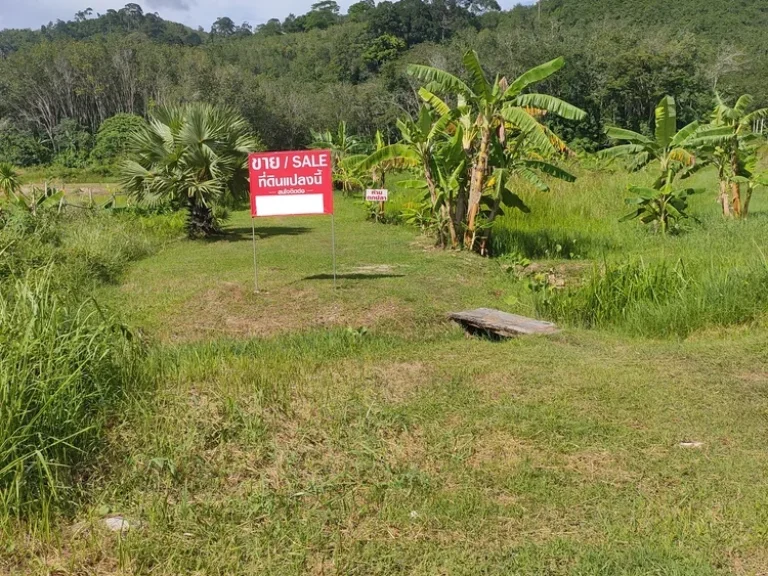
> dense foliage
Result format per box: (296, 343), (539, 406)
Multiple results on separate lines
(0, 0), (765, 168)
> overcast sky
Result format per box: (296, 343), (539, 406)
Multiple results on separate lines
(0, 1), (531, 31)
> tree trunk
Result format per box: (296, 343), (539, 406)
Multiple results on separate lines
(730, 152), (742, 217)
(423, 162), (446, 248)
(187, 197), (217, 238)
(719, 180), (731, 217)
(743, 184), (754, 218)
(464, 129), (491, 250)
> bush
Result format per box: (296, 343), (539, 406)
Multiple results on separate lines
(0, 268), (149, 523)
(534, 259), (768, 338)
(90, 114), (147, 165)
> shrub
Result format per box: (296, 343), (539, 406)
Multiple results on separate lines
(90, 114), (147, 165)
(0, 269), (149, 523)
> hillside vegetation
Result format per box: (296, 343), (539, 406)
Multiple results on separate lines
(0, 0), (766, 167)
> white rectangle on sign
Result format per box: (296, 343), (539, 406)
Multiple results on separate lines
(254, 194), (325, 216)
(365, 189), (388, 202)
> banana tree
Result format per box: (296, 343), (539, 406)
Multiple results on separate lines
(599, 96), (702, 189)
(361, 106), (461, 247)
(706, 94), (768, 217)
(408, 50), (585, 250)
(621, 184), (701, 235)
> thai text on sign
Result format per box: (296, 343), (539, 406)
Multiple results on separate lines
(365, 189), (388, 202)
(249, 150), (333, 217)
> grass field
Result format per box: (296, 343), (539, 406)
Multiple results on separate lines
(4, 165), (768, 575)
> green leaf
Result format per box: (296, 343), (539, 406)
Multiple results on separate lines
(514, 94), (586, 121)
(505, 57), (565, 98)
(462, 51), (491, 102)
(359, 144), (420, 171)
(500, 107), (555, 155)
(605, 127), (654, 145)
(407, 64), (473, 99)
(734, 94), (754, 115)
(516, 167), (549, 192)
(628, 185), (659, 199)
(598, 144), (649, 160)
(620, 209), (643, 222)
(398, 179), (428, 190)
(418, 88), (451, 117)
(670, 121), (700, 147)
(524, 160), (576, 182)
(655, 95), (677, 149)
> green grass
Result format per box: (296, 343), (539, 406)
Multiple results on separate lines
(5, 167), (768, 574)
(0, 268), (149, 529)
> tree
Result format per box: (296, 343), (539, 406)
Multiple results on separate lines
(120, 104), (261, 237)
(304, 1), (341, 30)
(90, 114), (147, 164)
(362, 106), (459, 246)
(310, 121), (368, 195)
(210, 17), (236, 37)
(363, 34), (407, 71)
(348, 0), (375, 22)
(706, 94), (768, 217)
(408, 50), (585, 249)
(257, 19), (283, 36)
(599, 96), (702, 189)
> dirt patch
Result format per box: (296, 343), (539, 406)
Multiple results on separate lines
(732, 548), (768, 576)
(21, 182), (118, 201)
(165, 281), (410, 341)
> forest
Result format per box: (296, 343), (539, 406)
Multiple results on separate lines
(0, 0), (766, 167)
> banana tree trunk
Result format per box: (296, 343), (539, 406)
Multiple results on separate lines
(445, 203), (458, 249)
(478, 195), (503, 256)
(423, 162), (447, 248)
(743, 184), (754, 218)
(718, 164), (731, 217)
(464, 129), (491, 250)
(730, 152), (742, 217)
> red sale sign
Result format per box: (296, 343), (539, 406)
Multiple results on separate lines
(249, 150), (333, 217)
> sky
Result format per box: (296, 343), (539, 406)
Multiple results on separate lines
(0, 0), (530, 32)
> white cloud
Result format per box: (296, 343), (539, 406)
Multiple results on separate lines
(0, 0), (526, 31)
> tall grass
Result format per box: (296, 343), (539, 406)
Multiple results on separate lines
(0, 207), (178, 528)
(534, 259), (768, 337)
(0, 268), (149, 526)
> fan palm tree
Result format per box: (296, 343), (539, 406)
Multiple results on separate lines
(408, 51), (585, 248)
(120, 103), (260, 237)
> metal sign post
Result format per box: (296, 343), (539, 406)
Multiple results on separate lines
(248, 149), (335, 292)
(251, 218), (259, 293)
(331, 214), (337, 290)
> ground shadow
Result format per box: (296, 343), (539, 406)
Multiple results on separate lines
(303, 273), (405, 281)
(206, 226), (312, 243)
(490, 228), (614, 259)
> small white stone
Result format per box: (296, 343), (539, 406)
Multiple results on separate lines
(410, 511), (419, 519)
(104, 517), (130, 533)
(679, 441), (704, 448)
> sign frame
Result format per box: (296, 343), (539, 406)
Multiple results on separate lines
(247, 149), (337, 292)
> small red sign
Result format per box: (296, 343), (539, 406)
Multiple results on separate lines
(249, 150), (333, 217)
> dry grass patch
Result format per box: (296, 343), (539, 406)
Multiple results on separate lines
(164, 281), (411, 341)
